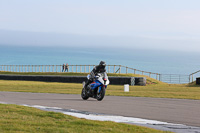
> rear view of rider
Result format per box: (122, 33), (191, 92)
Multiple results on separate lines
(84, 61), (106, 89)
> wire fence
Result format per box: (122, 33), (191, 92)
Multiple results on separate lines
(159, 74), (190, 84)
(189, 70), (200, 83)
(0, 65), (160, 79)
(0, 64), (199, 84)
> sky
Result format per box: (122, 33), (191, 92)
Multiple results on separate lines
(0, 0), (200, 52)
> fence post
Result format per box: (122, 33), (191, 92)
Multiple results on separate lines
(108, 65), (110, 73)
(159, 74), (161, 81)
(126, 67), (128, 74)
(25, 65), (27, 72)
(189, 75), (191, 83)
(80, 65), (82, 73)
(39, 65), (41, 72)
(134, 69), (136, 74)
(76, 65), (77, 72)
(114, 65), (115, 73)
(192, 74), (194, 82)
(149, 72), (151, 78)
(188, 76), (190, 83)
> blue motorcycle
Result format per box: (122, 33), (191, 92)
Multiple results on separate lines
(81, 72), (110, 101)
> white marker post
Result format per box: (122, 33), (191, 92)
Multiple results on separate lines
(124, 84), (129, 92)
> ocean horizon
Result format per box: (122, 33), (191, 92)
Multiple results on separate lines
(0, 45), (200, 76)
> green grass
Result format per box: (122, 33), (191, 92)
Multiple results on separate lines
(0, 80), (200, 99)
(0, 71), (199, 99)
(0, 104), (171, 133)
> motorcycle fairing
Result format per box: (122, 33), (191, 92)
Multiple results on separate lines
(90, 80), (101, 90)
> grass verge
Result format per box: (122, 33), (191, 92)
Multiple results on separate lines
(0, 104), (171, 133)
(0, 80), (200, 99)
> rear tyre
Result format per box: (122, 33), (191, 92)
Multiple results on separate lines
(81, 88), (89, 100)
(97, 86), (105, 101)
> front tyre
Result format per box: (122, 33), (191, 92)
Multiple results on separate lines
(97, 86), (105, 101)
(81, 88), (89, 100)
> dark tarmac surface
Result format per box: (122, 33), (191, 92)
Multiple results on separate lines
(0, 92), (200, 131)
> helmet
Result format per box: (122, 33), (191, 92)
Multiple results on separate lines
(99, 61), (106, 67)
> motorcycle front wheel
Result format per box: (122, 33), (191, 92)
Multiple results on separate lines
(96, 86), (105, 101)
(81, 88), (89, 100)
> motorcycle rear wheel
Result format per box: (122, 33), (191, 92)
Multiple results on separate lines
(81, 88), (89, 100)
(96, 86), (105, 101)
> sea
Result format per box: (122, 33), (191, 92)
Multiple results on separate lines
(0, 45), (200, 77)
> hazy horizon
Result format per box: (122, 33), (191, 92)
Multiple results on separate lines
(1, 29), (200, 53)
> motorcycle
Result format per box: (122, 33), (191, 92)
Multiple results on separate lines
(81, 72), (110, 101)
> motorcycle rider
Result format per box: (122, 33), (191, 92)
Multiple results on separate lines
(84, 61), (106, 89)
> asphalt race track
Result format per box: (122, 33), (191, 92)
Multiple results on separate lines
(0, 92), (200, 129)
